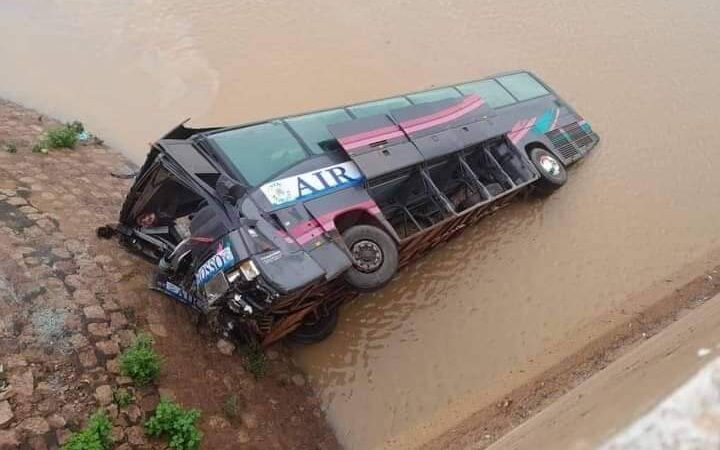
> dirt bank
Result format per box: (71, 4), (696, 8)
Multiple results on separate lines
(422, 249), (720, 449)
(0, 99), (338, 449)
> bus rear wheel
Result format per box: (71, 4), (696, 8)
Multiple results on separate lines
(287, 307), (339, 344)
(342, 224), (398, 292)
(529, 147), (567, 194)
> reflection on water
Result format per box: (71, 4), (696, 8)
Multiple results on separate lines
(3, 0), (720, 448)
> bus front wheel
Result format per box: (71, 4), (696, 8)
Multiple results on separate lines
(529, 147), (567, 194)
(342, 224), (398, 292)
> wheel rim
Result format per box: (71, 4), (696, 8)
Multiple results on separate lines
(350, 239), (384, 273)
(538, 154), (561, 177)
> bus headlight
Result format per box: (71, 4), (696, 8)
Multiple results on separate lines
(238, 259), (260, 281)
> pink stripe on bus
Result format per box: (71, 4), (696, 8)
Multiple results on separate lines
(399, 94), (484, 129)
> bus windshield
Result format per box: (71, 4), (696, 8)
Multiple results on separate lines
(208, 121), (307, 186)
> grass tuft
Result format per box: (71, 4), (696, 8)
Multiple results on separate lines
(242, 342), (267, 379)
(113, 387), (134, 407)
(145, 398), (203, 450)
(61, 411), (111, 450)
(223, 394), (239, 419)
(119, 333), (162, 386)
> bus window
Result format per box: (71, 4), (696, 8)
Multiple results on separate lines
(348, 97), (412, 118)
(407, 87), (462, 105)
(208, 122), (307, 186)
(456, 79), (516, 108)
(496, 73), (550, 102)
(286, 109), (352, 154)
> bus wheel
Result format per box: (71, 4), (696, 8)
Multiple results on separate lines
(287, 307), (339, 344)
(342, 225), (398, 292)
(529, 147), (567, 194)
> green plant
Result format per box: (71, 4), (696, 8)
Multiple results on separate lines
(113, 387), (134, 407)
(145, 398), (203, 450)
(61, 411), (111, 450)
(223, 394), (239, 419)
(242, 342), (267, 379)
(43, 125), (78, 149)
(119, 334), (162, 385)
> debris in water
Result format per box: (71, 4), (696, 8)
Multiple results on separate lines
(697, 348), (712, 358)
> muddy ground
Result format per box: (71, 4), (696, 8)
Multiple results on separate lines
(0, 99), (339, 449)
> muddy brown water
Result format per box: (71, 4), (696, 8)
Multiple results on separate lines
(3, 1), (720, 448)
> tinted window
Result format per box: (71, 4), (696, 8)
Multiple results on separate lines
(208, 122), (307, 186)
(496, 73), (550, 101)
(407, 87), (462, 104)
(456, 79), (516, 108)
(286, 109), (351, 154)
(348, 97), (412, 118)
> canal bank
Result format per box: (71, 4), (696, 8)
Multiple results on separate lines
(0, 99), (338, 450)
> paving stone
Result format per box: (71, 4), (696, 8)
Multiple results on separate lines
(217, 338), (236, 356)
(78, 349), (97, 368)
(115, 330), (136, 348)
(106, 358), (120, 374)
(72, 289), (95, 306)
(126, 425), (146, 445)
(4, 355), (27, 368)
(95, 340), (119, 356)
(63, 239), (84, 254)
(19, 416), (50, 435)
(148, 323), (167, 337)
(0, 401), (13, 427)
(241, 411), (258, 430)
(55, 429), (71, 446)
(5, 196), (26, 206)
(83, 305), (106, 321)
(27, 435), (48, 450)
(0, 430), (18, 450)
(208, 414), (230, 430)
(95, 385), (113, 406)
(123, 404), (142, 424)
(9, 369), (34, 397)
(109, 312), (128, 330)
(291, 373), (306, 387)
(46, 413), (65, 429)
(51, 247), (71, 259)
(88, 322), (111, 338)
(111, 426), (125, 442)
(236, 428), (251, 444)
(69, 334), (90, 349)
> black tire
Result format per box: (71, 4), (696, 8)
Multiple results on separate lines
(529, 147), (567, 194)
(342, 224), (399, 292)
(286, 308), (339, 344)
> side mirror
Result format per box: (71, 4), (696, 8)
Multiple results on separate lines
(216, 175), (247, 204)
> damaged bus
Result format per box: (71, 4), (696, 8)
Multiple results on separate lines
(101, 71), (599, 345)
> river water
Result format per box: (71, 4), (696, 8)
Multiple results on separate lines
(3, 1), (720, 449)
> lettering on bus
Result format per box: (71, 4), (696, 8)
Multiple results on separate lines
(260, 161), (363, 206)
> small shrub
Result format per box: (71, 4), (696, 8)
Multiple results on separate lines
(43, 125), (78, 149)
(242, 342), (267, 379)
(223, 394), (239, 419)
(61, 411), (111, 450)
(113, 387), (134, 407)
(3, 142), (17, 153)
(119, 334), (162, 385)
(145, 398), (203, 450)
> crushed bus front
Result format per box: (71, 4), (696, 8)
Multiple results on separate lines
(102, 70), (599, 345)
